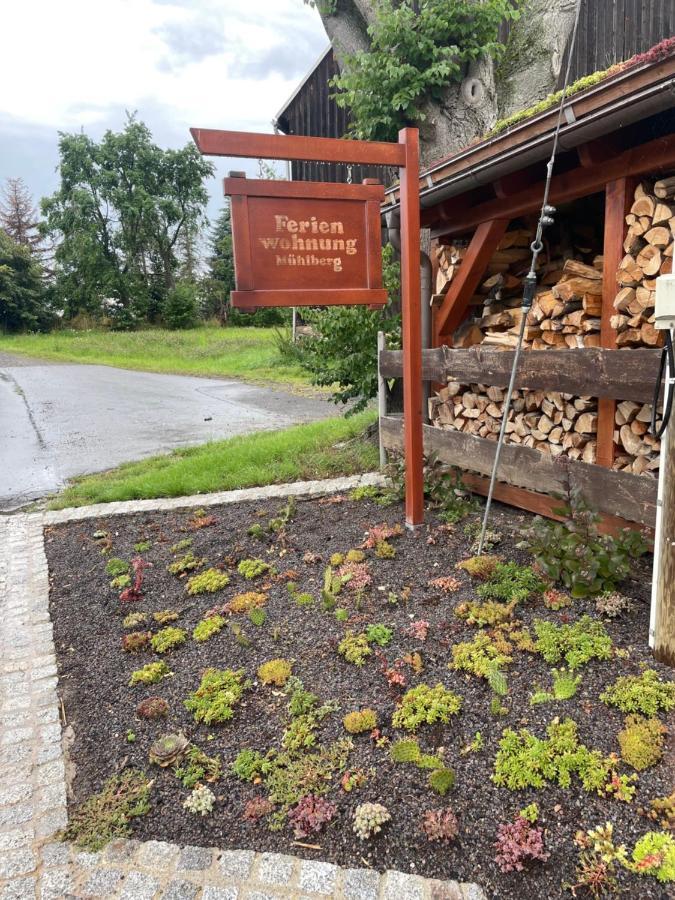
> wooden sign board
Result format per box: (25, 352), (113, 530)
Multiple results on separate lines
(224, 176), (387, 307)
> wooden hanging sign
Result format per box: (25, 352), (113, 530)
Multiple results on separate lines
(224, 175), (387, 307)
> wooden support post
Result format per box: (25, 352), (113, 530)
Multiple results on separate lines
(597, 177), (634, 467)
(399, 127), (424, 526)
(434, 218), (508, 344)
(653, 373), (675, 666)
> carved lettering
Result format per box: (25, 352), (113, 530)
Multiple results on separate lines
(262, 213), (357, 271)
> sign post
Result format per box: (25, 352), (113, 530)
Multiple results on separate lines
(190, 127), (424, 527)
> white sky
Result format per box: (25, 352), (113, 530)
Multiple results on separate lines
(0, 0), (329, 218)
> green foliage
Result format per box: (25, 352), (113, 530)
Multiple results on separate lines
(428, 767), (456, 797)
(346, 549), (365, 563)
(58, 770), (151, 851)
(618, 715), (667, 771)
(424, 462), (478, 523)
(184, 668), (251, 724)
(477, 562), (546, 604)
(170, 538), (192, 554)
(123, 612), (148, 629)
(492, 718), (616, 794)
(40, 115), (213, 325)
(335, 608), (349, 622)
(121, 631), (151, 653)
(330, 0), (521, 142)
(129, 661), (170, 686)
(231, 749), (267, 782)
(186, 568), (230, 595)
(530, 669), (581, 705)
(0, 230), (51, 333)
(174, 746), (222, 788)
(162, 280), (198, 330)
(148, 732), (189, 767)
(365, 623), (393, 647)
(600, 669), (675, 717)
(294, 592), (314, 607)
(287, 244), (401, 414)
(150, 627), (186, 654)
(375, 540), (396, 559)
(249, 607), (266, 626)
(450, 633), (511, 695)
(533, 616), (612, 670)
(134, 540), (151, 552)
(343, 709), (378, 734)
(282, 696), (337, 752)
(167, 552), (204, 575)
(153, 609), (179, 624)
(520, 803), (539, 824)
(518, 489), (648, 597)
(111, 574), (131, 589)
(105, 557), (129, 577)
(261, 739), (353, 820)
(630, 831), (675, 882)
(237, 558), (271, 580)
(285, 678), (320, 718)
(192, 615), (226, 643)
(227, 591), (267, 613)
(392, 683), (462, 731)
(456, 599), (517, 628)
(457, 555), (500, 579)
(338, 632), (372, 666)
(257, 658), (293, 686)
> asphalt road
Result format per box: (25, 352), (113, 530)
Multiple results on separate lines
(0, 352), (337, 511)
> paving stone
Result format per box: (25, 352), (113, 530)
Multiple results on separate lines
(104, 838), (141, 864)
(460, 886), (488, 900)
(34, 806), (68, 838)
(298, 860), (338, 895)
(160, 880), (199, 900)
(0, 803), (33, 827)
(242, 893), (284, 900)
(0, 727), (33, 745)
(118, 871), (161, 900)
(0, 826), (34, 851)
(0, 876), (36, 900)
(218, 850), (254, 880)
(74, 850), (103, 869)
(136, 839), (180, 869)
(201, 887), (239, 900)
(40, 842), (72, 867)
(40, 869), (75, 900)
(255, 853), (295, 886)
(178, 845), (214, 871)
(82, 868), (125, 896)
(430, 882), (464, 900)
(36, 759), (66, 786)
(0, 848), (36, 879)
(381, 870), (427, 900)
(341, 868), (380, 900)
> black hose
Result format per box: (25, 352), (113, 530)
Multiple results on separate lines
(651, 330), (674, 439)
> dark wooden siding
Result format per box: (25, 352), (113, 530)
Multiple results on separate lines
(277, 0), (674, 183)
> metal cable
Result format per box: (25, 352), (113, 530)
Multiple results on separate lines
(477, 0), (584, 554)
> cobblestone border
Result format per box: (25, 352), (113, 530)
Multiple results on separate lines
(1, 480), (490, 900)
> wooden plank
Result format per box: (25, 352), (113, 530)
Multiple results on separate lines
(191, 127), (406, 167)
(380, 416), (657, 527)
(224, 178), (385, 201)
(232, 289), (387, 308)
(434, 218), (509, 341)
(424, 133), (675, 237)
(399, 127), (424, 526)
(379, 347), (661, 403)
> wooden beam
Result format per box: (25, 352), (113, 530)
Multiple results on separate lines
(434, 218), (509, 342)
(380, 416), (657, 527)
(191, 127), (406, 167)
(399, 127), (424, 526)
(597, 177), (635, 467)
(424, 133), (675, 236)
(379, 346), (662, 403)
(576, 135), (625, 168)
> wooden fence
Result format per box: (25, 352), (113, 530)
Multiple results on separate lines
(379, 346), (662, 528)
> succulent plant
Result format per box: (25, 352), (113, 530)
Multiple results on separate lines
(494, 814), (549, 873)
(227, 592), (268, 613)
(129, 661), (171, 686)
(352, 802), (391, 840)
(343, 709), (378, 734)
(121, 631), (151, 652)
(123, 612), (149, 629)
(148, 733), (189, 767)
(186, 568), (230, 595)
(153, 609), (180, 624)
(183, 784), (215, 816)
(136, 697), (169, 719)
(257, 658), (293, 687)
(150, 627), (187, 654)
(237, 558), (271, 580)
(243, 796), (275, 821)
(421, 807), (459, 843)
(288, 794), (337, 838)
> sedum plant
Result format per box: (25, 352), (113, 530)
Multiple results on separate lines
(630, 831), (675, 882)
(529, 669), (582, 705)
(123, 612), (148, 629)
(193, 615), (226, 642)
(136, 697), (169, 719)
(186, 568), (230, 595)
(428, 767), (455, 796)
(494, 814), (549, 873)
(122, 631), (151, 653)
(237, 558), (271, 579)
(183, 784), (215, 816)
(129, 661), (171, 686)
(338, 632), (372, 667)
(153, 609), (179, 624)
(167, 552), (204, 575)
(184, 668), (251, 724)
(59, 769), (150, 851)
(257, 658), (293, 687)
(618, 715), (667, 771)
(392, 683), (461, 731)
(476, 562), (546, 604)
(600, 669), (675, 717)
(174, 746), (222, 788)
(148, 733), (189, 767)
(365, 623), (393, 647)
(450, 633), (511, 696)
(352, 802), (391, 840)
(533, 616), (612, 670)
(150, 627), (186, 654)
(106, 557), (129, 578)
(288, 794), (337, 838)
(343, 709), (377, 734)
(227, 591), (267, 613)
(421, 807), (458, 843)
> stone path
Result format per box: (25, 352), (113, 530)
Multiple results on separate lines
(0, 476), (489, 900)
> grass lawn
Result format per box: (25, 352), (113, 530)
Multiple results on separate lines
(0, 326), (314, 390)
(50, 411), (378, 509)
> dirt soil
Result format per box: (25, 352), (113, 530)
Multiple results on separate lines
(45, 495), (673, 899)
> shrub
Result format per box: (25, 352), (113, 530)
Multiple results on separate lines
(122, 631), (151, 652)
(258, 658), (293, 687)
(136, 697), (169, 719)
(184, 668), (251, 724)
(421, 807), (458, 843)
(227, 591), (267, 613)
(150, 627), (186, 654)
(477, 562), (546, 604)
(365, 624), (393, 647)
(106, 557), (129, 578)
(186, 568), (230, 595)
(193, 615), (226, 642)
(533, 616), (612, 670)
(618, 715), (667, 771)
(288, 794), (337, 838)
(237, 558), (271, 579)
(338, 632), (372, 667)
(168, 552), (204, 575)
(129, 661), (171, 686)
(518, 489), (648, 597)
(343, 709), (377, 734)
(450, 633), (511, 696)
(58, 769), (151, 851)
(352, 802), (390, 840)
(428, 767), (456, 796)
(630, 831), (675, 882)
(162, 279), (198, 330)
(392, 683), (462, 731)
(183, 784), (215, 816)
(600, 670), (675, 717)
(494, 814), (549, 873)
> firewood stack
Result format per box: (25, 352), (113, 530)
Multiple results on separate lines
(610, 180), (674, 347)
(612, 401), (661, 476)
(429, 383), (598, 463)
